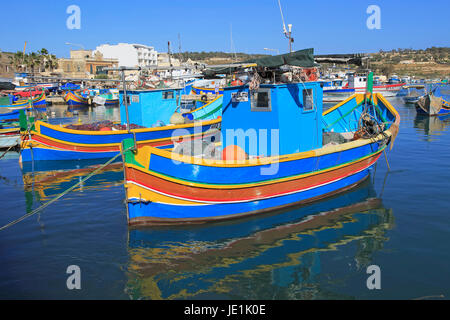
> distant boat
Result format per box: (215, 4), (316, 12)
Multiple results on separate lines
(63, 90), (89, 106)
(0, 81), (15, 91)
(191, 79), (225, 95)
(15, 82), (59, 92)
(92, 89), (120, 106)
(59, 82), (81, 91)
(401, 85), (426, 104)
(323, 73), (405, 99)
(20, 87), (221, 162)
(416, 84), (450, 116)
(0, 89), (47, 110)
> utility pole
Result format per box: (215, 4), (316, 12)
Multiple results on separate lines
(168, 41), (173, 81)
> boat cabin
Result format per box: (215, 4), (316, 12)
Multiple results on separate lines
(221, 82), (323, 157)
(119, 87), (182, 128)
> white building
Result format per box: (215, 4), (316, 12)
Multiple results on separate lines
(94, 43), (158, 68)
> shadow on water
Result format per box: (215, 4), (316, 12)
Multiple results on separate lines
(125, 178), (394, 300)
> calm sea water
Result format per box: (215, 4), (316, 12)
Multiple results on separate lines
(0, 99), (449, 300)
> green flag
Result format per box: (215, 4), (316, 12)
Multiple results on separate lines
(367, 72), (374, 94)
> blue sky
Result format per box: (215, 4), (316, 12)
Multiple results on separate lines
(0, 0), (448, 58)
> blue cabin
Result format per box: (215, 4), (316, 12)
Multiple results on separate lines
(119, 87), (182, 128)
(221, 82), (323, 157)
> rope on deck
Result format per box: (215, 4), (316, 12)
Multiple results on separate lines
(0, 146), (133, 232)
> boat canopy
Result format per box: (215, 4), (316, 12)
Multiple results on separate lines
(202, 48), (317, 76)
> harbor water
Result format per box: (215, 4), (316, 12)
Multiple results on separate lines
(0, 99), (449, 300)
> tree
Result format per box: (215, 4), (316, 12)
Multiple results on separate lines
(9, 51), (26, 71)
(45, 54), (58, 72)
(380, 64), (394, 77)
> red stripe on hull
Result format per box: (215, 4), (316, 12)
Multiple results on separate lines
(125, 152), (382, 203)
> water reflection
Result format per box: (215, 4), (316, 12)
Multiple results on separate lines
(125, 178), (394, 300)
(414, 113), (450, 139)
(21, 159), (124, 212)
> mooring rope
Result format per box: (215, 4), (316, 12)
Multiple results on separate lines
(0, 144), (17, 160)
(0, 146), (133, 232)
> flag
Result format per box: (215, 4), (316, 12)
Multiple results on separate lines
(367, 72), (373, 94)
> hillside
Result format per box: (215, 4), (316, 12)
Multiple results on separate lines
(179, 51), (269, 65)
(370, 47), (450, 78)
(179, 48), (450, 78)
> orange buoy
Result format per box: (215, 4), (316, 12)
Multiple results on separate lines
(222, 145), (248, 161)
(100, 127), (111, 131)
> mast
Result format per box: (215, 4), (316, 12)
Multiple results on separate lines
(277, 0), (293, 53)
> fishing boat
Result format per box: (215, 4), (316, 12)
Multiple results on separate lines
(323, 73), (405, 101)
(188, 94), (223, 120)
(15, 82), (59, 92)
(63, 90), (89, 106)
(402, 85), (426, 104)
(19, 87), (221, 163)
(92, 89), (120, 106)
(191, 79), (225, 95)
(0, 127), (20, 148)
(121, 71), (400, 226)
(416, 84), (450, 116)
(0, 109), (20, 122)
(0, 89), (47, 110)
(59, 82), (81, 92)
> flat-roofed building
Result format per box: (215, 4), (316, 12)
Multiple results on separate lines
(94, 43), (158, 68)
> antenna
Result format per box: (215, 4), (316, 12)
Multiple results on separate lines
(230, 23), (237, 61)
(277, 0), (293, 53)
(178, 33), (183, 63)
(277, 0), (287, 34)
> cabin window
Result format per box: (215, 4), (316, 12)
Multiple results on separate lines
(251, 89), (271, 112)
(162, 91), (174, 99)
(131, 95), (139, 103)
(302, 89), (314, 111)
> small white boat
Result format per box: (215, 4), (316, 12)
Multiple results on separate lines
(0, 134), (20, 148)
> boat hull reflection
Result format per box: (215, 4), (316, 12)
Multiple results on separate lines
(126, 178), (394, 300)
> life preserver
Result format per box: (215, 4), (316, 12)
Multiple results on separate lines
(231, 80), (243, 86)
(201, 95), (208, 102)
(304, 68), (318, 81)
(137, 79), (145, 87)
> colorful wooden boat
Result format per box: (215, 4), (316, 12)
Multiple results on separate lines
(189, 95), (223, 120)
(19, 87), (221, 162)
(92, 89), (120, 106)
(416, 84), (450, 116)
(0, 89), (47, 110)
(323, 73), (405, 100)
(121, 80), (400, 226)
(191, 86), (224, 95)
(63, 90), (89, 106)
(0, 110), (20, 122)
(191, 79), (225, 95)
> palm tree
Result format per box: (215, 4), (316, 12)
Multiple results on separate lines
(26, 52), (41, 74)
(38, 48), (49, 72)
(45, 54), (58, 72)
(9, 51), (26, 71)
